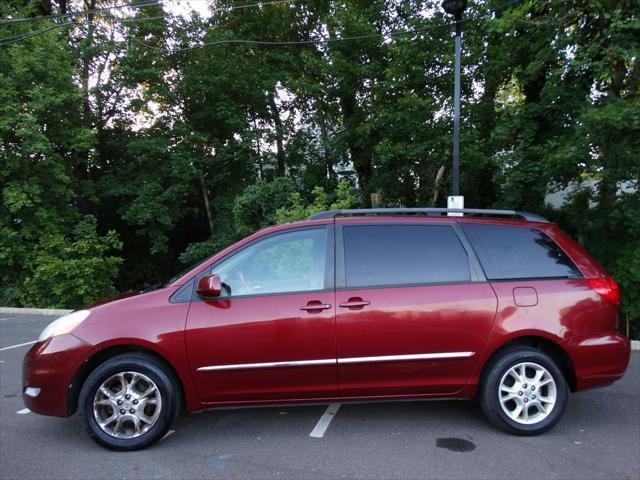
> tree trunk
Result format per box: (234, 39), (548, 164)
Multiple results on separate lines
(317, 99), (336, 182)
(598, 59), (627, 210)
(254, 119), (264, 180)
(73, 0), (96, 215)
(268, 93), (286, 177)
(198, 174), (215, 237)
(338, 92), (373, 207)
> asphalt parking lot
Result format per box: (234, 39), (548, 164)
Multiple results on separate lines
(1, 313), (639, 480)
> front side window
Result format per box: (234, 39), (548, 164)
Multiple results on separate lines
(212, 228), (327, 297)
(462, 224), (582, 280)
(342, 224), (471, 288)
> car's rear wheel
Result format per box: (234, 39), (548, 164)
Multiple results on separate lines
(479, 346), (568, 435)
(79, 353), (181, 450)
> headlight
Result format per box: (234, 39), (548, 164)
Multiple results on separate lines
(38, 310), (91, 342)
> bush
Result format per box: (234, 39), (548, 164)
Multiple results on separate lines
(276, 180), (358, 223)
(179, 179), (358, 266)
(17, 216), (122, 309)
(233, 177), (296, 237)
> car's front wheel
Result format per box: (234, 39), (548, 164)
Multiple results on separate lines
(479, 346), (568, 435)
(78, 353), (181, 450)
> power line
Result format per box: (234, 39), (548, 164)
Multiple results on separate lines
(0, 0), (300, 46)
(118, 0), (300, 23)
(133, 20), (464, 52)
(0, 0), (298, 25)
(0, 0), (522, 49)
(0, 24), (65, 45)
(0, 0), (164, 24)
(133, 0), (523, 54)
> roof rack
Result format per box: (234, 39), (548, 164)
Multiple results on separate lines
(307, 208), (548, 223)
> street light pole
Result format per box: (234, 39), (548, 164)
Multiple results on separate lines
(452, 12), (462, 196)
(442, 0), (468, 198)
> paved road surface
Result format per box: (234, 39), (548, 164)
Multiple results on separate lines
(1, 313), (638, 479)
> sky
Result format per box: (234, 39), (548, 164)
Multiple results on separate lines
(165, 0), (210, 18)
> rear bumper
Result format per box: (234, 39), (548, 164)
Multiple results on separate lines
(566, 331), (631, 391)
(22, 334), (96, 417)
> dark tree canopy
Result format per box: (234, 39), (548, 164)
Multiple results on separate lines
(1, 0), (638, 336)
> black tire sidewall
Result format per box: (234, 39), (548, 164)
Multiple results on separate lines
(480, 347), (568, 435)
(79, 354), (178, 451)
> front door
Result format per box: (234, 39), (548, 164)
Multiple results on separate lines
(335, 220), (497, 396)
(186, 226), (337, 403)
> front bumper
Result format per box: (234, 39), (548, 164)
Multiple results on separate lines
(566, 331), (631, 391)
(22, 334), (96, 417)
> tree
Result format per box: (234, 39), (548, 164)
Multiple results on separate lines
(0, 5), (122, 307)
(1, 0), (638, 335)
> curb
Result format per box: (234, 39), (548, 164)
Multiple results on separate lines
(1, 307), (639, 350)
(0, 307), (72, 316)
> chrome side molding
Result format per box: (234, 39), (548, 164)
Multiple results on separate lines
(338, 352), (475, 364)
(196, 351), (475, 372)
(197, 359), (335, 372)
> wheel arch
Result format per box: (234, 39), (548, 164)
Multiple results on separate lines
(67, 344), (186, 416)
(480, 335), (577, 392)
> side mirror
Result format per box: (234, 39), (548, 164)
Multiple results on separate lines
(196, 274), (222, 298)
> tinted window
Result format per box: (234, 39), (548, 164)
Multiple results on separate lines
(342, 225), (470, 288)
(212, 228), (327, 296)
(462, 224), (582, 280)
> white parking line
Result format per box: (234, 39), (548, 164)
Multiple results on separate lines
(0, 341), (36, 352)
(310, 403), (341, 438)
(0, 317), (18, 321)
(17, 408), (30, 414)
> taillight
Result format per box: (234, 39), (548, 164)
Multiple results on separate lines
(588, 277), (621, 305)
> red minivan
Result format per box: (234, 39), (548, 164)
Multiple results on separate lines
(23, 208), (631, 450)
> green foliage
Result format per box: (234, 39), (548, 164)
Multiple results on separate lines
(0, 7), (123, 309)
(180, 177), (296, 265)
(0, 1), (638, 336)
(276, 180), (358, 223)
(19, 217), (123, 308)
(573, 193), (640, 339)
(233, 178), (296, 237)
(179, 237), (228, 268)
(180, 179), (356, 265)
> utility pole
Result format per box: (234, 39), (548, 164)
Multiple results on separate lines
(442, 0), (468, 212)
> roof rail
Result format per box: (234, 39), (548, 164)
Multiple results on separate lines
(307, 208), (549, 223)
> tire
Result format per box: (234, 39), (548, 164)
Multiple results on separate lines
(478, 346), (568, 436)
(78, 353), (181, 451)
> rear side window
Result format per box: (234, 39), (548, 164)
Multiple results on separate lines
(342, 224), (470, 288)
(462, 224), (582, 280)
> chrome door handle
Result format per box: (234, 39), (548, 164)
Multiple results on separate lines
(300, 304), (332, 311)
(339, 300), (370, 308)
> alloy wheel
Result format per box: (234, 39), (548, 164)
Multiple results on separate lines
(92, 371), (162, 439)
(498, 362), (557, 425)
